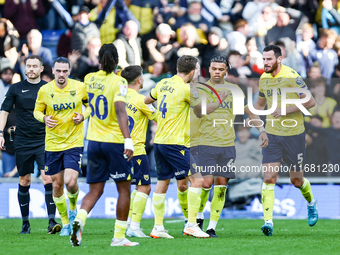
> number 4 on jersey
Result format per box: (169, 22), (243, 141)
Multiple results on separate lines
(159, 95), (167, 118)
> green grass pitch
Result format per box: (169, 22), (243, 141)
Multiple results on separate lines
(1, 218), (339, 255)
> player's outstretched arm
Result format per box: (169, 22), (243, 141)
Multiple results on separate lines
(0, 111), (9, 150)
(193, 90), (229, 118)
(115, 101), (134, 161)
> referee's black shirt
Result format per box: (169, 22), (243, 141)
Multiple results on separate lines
(1, 79), (46, 150)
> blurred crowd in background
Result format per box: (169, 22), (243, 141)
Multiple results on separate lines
(0, 0), (340, 188)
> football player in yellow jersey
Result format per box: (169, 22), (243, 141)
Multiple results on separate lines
(254, 45), (317, 236)
(191, 56), (268, 238)
(34, 57), (91, 236)
(70, 44), (139, 247)
(120, 65), (158, 238)
(144, 55), (210, 239)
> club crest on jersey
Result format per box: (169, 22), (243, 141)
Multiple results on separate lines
(144, 175), (149, 181)
(296, 77), (303, 85)
(277, 77), (282, 83)
(137, 159), (142, 165)
(50, 94), (54, 98)
(70, 90), (76, 96)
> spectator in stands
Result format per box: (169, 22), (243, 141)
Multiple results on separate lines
(307, 77), (337, 128)
(174, 23), (205, 58)
(0, 58), (15, 102)
(265, 7), (305, 48)
(234, 127), (262, 179)
(201, 26), (229, 77)
(307, 61), (323, 79)
(0, 19), (19, 66)
(256, 6), (277, 37)
(71, 6), (100, 55)
(306, 29), (338, 79)
(296, 23), (317, 78)
(129, 0), (156, 36)
(228, 50), (251, 78)
(322, 0), (340, 35)
(174, 1), (212, 33)
(276, 40), (300, 72)
(146, 23), (177, 75)
(20, 29), (53, 68)
(305, 115), (329, 170)
(4, 0), (45, 45)
(331, 62), (340, 105)
(215, 0), (245, 35)
(113, 20), (142, 69)
(154, 0), (187, 27)
(243, 37), (263, 71)
(0, 58), (16, 177)
(226, 19), (248, 55)
(242, 0), (278, 36)
(70, 37), (101, 81)
(304, 111), (340, 166)
(89, 0), (120, 44)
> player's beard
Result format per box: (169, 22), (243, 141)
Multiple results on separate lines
(58, 77), (66, 84)
(264, 61), (279, 73)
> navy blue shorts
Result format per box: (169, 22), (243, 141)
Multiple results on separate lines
(44, 147), (83, 176)
(262, 132), (306, 170)
(192, 145), (236, 178)
(86, 141), (133, 183)
(16, 145), (45, 176)
(154, 144), (190, 180)
(131, 155), (151, 185)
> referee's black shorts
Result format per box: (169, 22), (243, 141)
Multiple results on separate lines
(15, 145), (45, 176)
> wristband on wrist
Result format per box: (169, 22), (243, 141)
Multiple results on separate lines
(259, 127), (266, 133)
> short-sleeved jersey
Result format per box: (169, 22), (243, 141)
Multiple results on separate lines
(85, 70), (128, 143)
(126, 88), (158, 155)
(34, 79), (89, 152)
(1, 80), (46, 150)
(150, 75), (190, 145)
(259, 65), (308, 136)
(195, 80), (242, 147)
(305, 97), (337, 128)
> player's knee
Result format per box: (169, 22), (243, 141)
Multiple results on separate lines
(191, 176), (203, 187)
(139, 185), (151, 195)
(263, 177), (276, 184)
(177, 182), (188, 192)
(53, 182), (63, 192)
(65, 177), (78, 190)
(291, 177), (303, 188)
(202, 178), (213, 189)
(19, 175), (31, 186)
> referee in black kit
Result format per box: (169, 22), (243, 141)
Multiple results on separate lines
(0, 55), (61, 234)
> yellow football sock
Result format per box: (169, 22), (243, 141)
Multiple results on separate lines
(132, 191), (148, 224)
(177, 188), (188, 219)
(153, 193), (166, 226)
(67, 189), (79, 211)
(129, 189), (138, 220)
(53, 193), (69, 226)
(299, 178), (314, 203)
(262, 183), (275, 221)
(188, 187), (202, 224)
(75, 208), (88, 226)
(114, 220), (127, 239)
(199, 187), (211, 213)
(210, 185), (227, 222)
